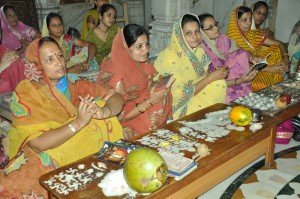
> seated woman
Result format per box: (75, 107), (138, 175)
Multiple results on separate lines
(288, 20), (300, 73)
(97, 24), (172, 139)
(81, 0), (107, 39)
(86, 4), (119, 64)
(199, 13), (258, 103)
(251, 1), (274, 38)
(154, 14), (228, 120)
(0, 4), (40, 57)
(42, 13), (98, 73)
(0, 37), (124, 197)
(0, 23), (25, 94)
(227, 6), (289, 92)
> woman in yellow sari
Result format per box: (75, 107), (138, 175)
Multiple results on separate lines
(227, 6), (289, 92)
(0, 37), (124, 197)
(154, 14), (228, 120)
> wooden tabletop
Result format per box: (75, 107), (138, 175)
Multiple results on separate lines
(40, 103), (282, 199)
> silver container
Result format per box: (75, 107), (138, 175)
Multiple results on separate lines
(251, 108), (262, 122)
(290, 72), (300, 81)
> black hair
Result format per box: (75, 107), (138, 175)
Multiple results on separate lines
(100, 4), (116, 16)
(67, 27), (81, 38)
(181, 14), (200, 28)
(3, 4), (16, 15)
(123, 24), (149, 48)
(198, 13), (214, 29)
(237, 6), (253, 19)
(253, 1), (268, 12)
(46, 13), (63, 28)
(38, 36), (59, 48)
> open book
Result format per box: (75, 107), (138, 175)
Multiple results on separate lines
(243, 53), (271, 78)
(159, 151), (197, 181)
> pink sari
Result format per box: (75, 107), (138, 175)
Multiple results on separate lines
(201, 34), (251, 103)
(0, 6), (36, 57)
(0, 45), (25, 94)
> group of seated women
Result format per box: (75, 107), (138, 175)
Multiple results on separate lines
(0, 1), (299, 197)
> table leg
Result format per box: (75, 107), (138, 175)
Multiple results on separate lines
(265, 126), (276, 168)
(48, 191), (55, 199)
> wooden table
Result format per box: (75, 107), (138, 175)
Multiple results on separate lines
(39, 103), (282, 199)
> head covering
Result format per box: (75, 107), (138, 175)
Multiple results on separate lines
(199, 15), (239, 60)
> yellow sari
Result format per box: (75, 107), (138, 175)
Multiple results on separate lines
(154, 15), (227, 120)
(227, 7), (283, 92)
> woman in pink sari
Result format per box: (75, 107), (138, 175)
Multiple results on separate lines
(0, 4), (40, 57)
(199, 14), (258, 103)
(0, 22), (25, 94)
(97, 24), (172, 139)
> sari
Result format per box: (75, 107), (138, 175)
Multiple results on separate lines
(0, 39), (123, 198)
(86, 24), (118, 64)
(154, 14), (227, 120)
(288, 20), (300, 73)
(0, 6), (37, 57)
(81, 9), (98, 39)
(97, 30), (173, 138)
(226, 7), (283, 92)
(201, 33), (251, 103)
(0, 45), (25, 94)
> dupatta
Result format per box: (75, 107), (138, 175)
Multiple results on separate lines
(154, 14), (226, 119)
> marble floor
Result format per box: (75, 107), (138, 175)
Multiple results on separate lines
(197, 139), (300, 199)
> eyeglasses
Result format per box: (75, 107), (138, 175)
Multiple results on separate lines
(203, 21), (219, 31)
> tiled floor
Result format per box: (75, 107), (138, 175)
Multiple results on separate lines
(197, 139), (300, 199)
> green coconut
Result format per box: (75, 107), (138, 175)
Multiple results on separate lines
(123, 148), (168, 193)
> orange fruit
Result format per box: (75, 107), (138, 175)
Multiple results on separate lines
(229, 106), (253, 126)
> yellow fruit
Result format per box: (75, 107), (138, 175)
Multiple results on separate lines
(229, 106), (253, 126)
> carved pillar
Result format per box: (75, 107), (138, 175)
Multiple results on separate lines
(127, 0), (144, 26)
(35, 0), (60, 31)
(149, 0), (191, 58)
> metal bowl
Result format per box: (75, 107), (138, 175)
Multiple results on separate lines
(290, 72), (300, 81)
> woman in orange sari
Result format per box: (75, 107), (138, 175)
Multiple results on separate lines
(227, 6), (289, 91)
(97, 24), (172, 139)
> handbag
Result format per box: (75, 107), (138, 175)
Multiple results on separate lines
(292, 115), (300, 142)
(275, 119), (294, 144)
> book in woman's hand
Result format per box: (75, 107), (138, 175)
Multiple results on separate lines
(243, 53), (271, 78)
(150, 74), (176, 92)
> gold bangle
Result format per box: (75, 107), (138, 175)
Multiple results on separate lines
(105, 106), (112, 117)
(144, 99), (153, 107)
(282, 53), (289, 56)
(208, 77), (212, 84)
(136, 103), (145, 113)
(234, 78), (239, 86)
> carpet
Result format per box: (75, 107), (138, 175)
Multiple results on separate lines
(220, 145), (300, 199)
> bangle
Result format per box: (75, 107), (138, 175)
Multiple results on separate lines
(105, 106), (112, 117)
(144, 99), (153, 107)
(282, 53), (289, 56)
(234, 78), (239, 86)
(208, 76), (212, 84)
(136, 103), (145, 113)
(68, 123), (76, 133)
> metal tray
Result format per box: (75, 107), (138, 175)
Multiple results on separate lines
(230, 80), (300, 116)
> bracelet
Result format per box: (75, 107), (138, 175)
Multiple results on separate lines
(234, 78), (239, 86)
(144, 99), (153, 107)
(282, 53), (289, 56)
(68, 123), (76, 133)
(208, 77), (212, 84)
(136, 103), (145, 113)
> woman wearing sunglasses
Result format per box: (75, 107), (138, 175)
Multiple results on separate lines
(199, 13), (258, 103)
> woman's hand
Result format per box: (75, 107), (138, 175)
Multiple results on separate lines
(265, 62), (289, 74)
(208, 66), (229, 82)
(249, 55), (262, 65)
(0, 51), (19, 71)
(148, 87), (169, 105)
(76, 95), (98, 126)
(240, 69), (259, 84)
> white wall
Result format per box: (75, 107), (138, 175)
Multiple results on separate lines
(276, 0), (300, 42)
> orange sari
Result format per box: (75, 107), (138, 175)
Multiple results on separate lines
(97, 30), (173, 138)
(227, 7), (283, 92)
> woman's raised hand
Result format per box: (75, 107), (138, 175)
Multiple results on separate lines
(149, 87), (170, 105)
(76, 95), (99, 126)
(208, 66), (229, 82)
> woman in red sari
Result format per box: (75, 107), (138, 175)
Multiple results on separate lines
(97, 24), (173, 139)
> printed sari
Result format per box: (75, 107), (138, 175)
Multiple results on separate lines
(288, 20), (300, 73)
(81, 9), (98, 39)
(0, 6), (37, 57)
(227, 7), (283, 92)
(0, 39), (123, 198)
(154, 14), (227, 120)
(201, 34), (251, 103)
(97, 30), (173, 139)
